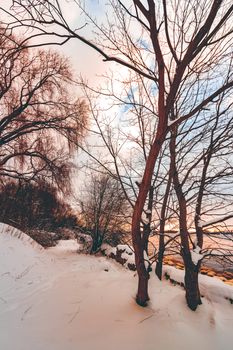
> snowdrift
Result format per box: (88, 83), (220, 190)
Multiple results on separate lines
(0, 223), (233, 350)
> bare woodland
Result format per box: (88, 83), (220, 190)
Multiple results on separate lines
(0, 26), (87, 189)
(1, 0), (233, 311)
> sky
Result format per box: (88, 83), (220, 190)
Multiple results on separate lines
(1, 0), (107, 83)
(59, 1), (107, 83)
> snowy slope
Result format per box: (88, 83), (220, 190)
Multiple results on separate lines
(0, 223), (233, 350)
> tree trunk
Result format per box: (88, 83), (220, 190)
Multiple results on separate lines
(155, 171), (172, 280)
(131, 124), (167, 306)
(135, 244), (150, 306)
(155, 244), (164, 280)
(91, 239), (99, 253)
(170, 126), (201, 310)
(155, 220), (165, 280)
(183, 252), (202, 311)
(132, 215), (150, 306)
(91, 229), (102, 253)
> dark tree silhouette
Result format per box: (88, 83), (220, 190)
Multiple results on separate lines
(0, 26), (88, 189)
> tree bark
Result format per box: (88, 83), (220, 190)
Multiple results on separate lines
(155, 240), (164, 280)
(170, 126), (202, 310)
(182, 251), (202, 310)
(155, 171), (172, 280)
(136, 253), (150, 306)
(132, 128), (167, 306)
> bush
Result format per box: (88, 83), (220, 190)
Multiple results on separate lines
(0, 180), (78, 233)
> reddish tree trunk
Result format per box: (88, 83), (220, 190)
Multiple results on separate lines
(131, 117), (167, 306)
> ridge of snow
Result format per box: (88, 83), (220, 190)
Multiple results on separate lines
(164, 265), (233, 302)
(0, 223), (44, 251)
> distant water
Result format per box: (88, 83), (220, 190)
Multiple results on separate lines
(149, 233), (233, 272)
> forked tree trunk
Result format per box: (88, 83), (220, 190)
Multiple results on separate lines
(132, 128), (167, 306)
(170, 126), (202, 310)
(182, 251), (202, 310)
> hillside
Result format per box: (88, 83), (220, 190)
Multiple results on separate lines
(0, 223), (233, 350)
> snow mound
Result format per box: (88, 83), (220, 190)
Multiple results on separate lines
(0, 223), (46, 298)
(101, 243), (136, 270)
(101, 244), (151, 271)
(0, 223), (44, 251)
(164, 265), (233, 302)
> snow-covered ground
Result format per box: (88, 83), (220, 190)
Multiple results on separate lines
(1, 223), (233, 350)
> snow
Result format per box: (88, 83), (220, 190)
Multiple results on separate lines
(168, 118), (179, 127)
(142, 217), (150, 225)
(101, 244), (150, 270)
(191, 245), (204, 265)
(117, 244), (134, 255)
(197, 218), (204, 228)
(101, 243), (117, 256)
(102, 243), (136, 269)
(122, 252), (136, 267)
(145, 209), (152, 215)
(1, 223), (233, 350)
(144, 250), (150, 269)
(164, 265), (233, 302)
(50, 239), (80, 253)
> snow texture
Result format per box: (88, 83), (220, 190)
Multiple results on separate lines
(191, 245), (204, 265)
(117, 244), (134, 255)
(101, 243), (117, 256)
(1, 223), (233, 350)
(164, 265), (233, 302)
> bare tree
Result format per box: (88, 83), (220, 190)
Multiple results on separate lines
(161, 88), (233, 309)
(0, 26), (88, 189)
(6, 0), (233, 308)
(79, 172), (130, 253)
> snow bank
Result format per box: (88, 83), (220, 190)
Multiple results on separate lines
(101, 243), (137, 270)
(1, 223), (233, 350)
(0, 223), (49, 304)
(0, 223), (43, 251)
(0, 223), (44, 279)
(164, 265), (233, 302)
(101, 244), (151, 271)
